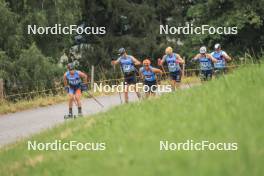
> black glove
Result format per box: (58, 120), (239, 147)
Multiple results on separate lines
(81, 83), (88, 92)
(64, 86), (69, 92)
(190, 58), (196, 63)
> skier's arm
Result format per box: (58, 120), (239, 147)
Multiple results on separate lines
(222, 52), (232, 61)
(131, 56), (141, 66)
(192, 54), (200, 61)
(159, 55), (166, 65)
(176, 54), (185, 64)
(63, 73), (68, 87)
(208, 54), (218, 63)
(111, 58), (120, 65)
(78, 71), (88, 84)
(152, 68), (163, 75)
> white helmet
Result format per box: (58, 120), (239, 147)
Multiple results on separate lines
(214, 43), (221, 49)
(199, 46), (207, 54)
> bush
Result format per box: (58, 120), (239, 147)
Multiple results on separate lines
(5, 44), (64, 97)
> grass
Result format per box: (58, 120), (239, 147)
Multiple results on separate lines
(0, 88), (117, 115)
(0, 95), (68, 115)
(0, 64), (263, 176)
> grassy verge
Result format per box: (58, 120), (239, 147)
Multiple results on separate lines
(0, 89), (123, 115)
(0, 64), (263, 176)
(0, 87), (120, 115)
(0, 77), (200, 115)
(0, 95), (68, 115)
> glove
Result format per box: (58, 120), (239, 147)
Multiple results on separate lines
(81, 83), (88, 92)
(64, 86), (69, 92)
(190, 58), (196, 63)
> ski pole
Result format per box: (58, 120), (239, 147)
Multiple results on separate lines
(182, 61), (191, 89)
(113, 64), (123, 104)
(73, 95), (78, 106)
(87, 91), (104, 108)
(158, 58), (167, 79)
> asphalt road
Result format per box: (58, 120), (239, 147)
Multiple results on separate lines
(0, 93), (138, 147)
(0, 84), (194, 147)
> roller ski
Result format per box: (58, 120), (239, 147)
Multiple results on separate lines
(64, 113), (76, 119)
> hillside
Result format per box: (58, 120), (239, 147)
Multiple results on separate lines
(0, 64), (263, 176)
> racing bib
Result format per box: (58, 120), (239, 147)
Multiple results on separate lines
(122, 64), (133, 73)
(200, 60), (212, 70)
(166, 53), (180, 72)
(168, 62), (180, 72)
(69, 79), (81, 86)
(214, 59), (225, 68)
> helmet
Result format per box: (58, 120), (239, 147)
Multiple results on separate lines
(199, 46), (207, 54)
(67, 63), (75, 70)
(214, 43), (221, 50)
(165, 46), (173, 55)
(118, 48), (126, 55)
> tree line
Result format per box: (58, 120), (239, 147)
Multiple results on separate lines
(0, 0), (263, 97)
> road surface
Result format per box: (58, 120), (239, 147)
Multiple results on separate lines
(0, 84), (194, 147)
(0, 93), (138, 147)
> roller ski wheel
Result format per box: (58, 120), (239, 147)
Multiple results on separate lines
(64, 114), (75, 119)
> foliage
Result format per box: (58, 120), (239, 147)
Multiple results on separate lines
(0, 0), (263, 96)
(2, 44), (64, 95)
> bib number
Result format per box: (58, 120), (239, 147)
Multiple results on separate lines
(168, 62), (176, 67)
(201, 62), (211, 70)
(215, 59), (225, 68)
(168, 62), (179, 72)
(123, 65), (132, 72)
(69, 79), (80, 86)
